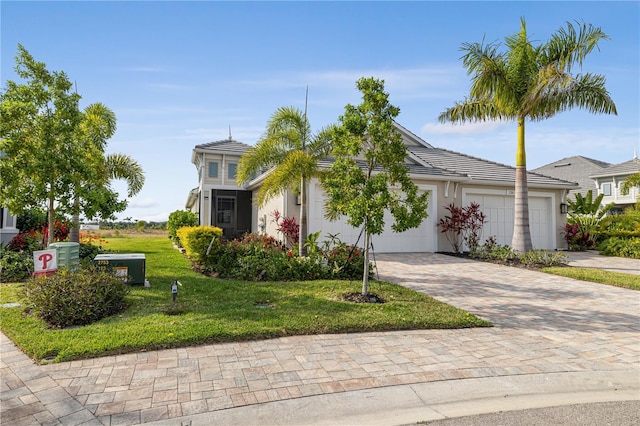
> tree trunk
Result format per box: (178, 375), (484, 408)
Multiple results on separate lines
(361, 228), (370, 296)
(69, 194), (80, 243)
(47, 195), (55, 246)
(299, 176), (307, 256)
(511, 118), (533, 252)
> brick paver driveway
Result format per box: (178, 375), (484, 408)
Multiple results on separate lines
(1, 253), (638, 425)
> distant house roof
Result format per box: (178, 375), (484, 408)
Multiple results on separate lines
(533, 156), (610, 197)
(589, 158), (640, 178)
(194, 138), (252, 153)
(191, 138), (252, 165)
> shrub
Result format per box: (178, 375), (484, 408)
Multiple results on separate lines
(167, 210), (198, 243)
(597, 237), (640, 259)
(271, 210), (299, 249)
(438, 203), (486, 253)
(598, 208), (640, 234)
(471, 236), (566, 267)
(518, 250), (567, 268)
(7, 230), (45, 252)
(0, 249), (33, 282)
(190, 232), (367, 281)
(471, 236), (516, 262)
(563, 221), (596, 251)
(21, 268), (129, 328)
(16, 208), (47, 233)
(176, 226), (223, 264)
(325, 243), (366, 279)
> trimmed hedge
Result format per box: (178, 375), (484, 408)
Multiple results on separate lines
(176, 226), (223, 264)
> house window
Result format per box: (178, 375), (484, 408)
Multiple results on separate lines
(208, 162), (218, 178)
(602, 183), (611, 196)
(228, 163), (237, 180)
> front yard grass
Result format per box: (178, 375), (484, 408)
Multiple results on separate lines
(542, 267), (640, 291)
(0, 235), (491, 364)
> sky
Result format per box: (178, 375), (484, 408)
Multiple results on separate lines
(2, 1), (639, 223)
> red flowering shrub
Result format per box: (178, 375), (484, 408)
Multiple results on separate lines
(563, 222), (596, 250)
(8, 230), (45, 252)
(271, 210), (299, 249)
(438, 203), (486, 253)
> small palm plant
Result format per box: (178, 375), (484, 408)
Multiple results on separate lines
(564, 190), (614, 249)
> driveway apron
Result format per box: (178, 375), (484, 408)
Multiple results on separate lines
(1, 253), (638, 425)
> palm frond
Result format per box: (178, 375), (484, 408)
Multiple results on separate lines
(527, 72), (617, 120)
(105, 153), (145, 197)
(438, 98), (509, 124)
(545, 21), (610, 73)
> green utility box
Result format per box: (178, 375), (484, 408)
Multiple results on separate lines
(94, 253), (146, 285)
(49, 242), (80, 271)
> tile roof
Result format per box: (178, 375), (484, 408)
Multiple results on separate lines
(316, 159), (468, 179)
(409, 146), (577, 188)
(194, 139), (252, 153)
(590, 158), (640, 178)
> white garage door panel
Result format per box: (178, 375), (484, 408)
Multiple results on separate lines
(466, 193), (552, 250)
(309, 184), (436, 253)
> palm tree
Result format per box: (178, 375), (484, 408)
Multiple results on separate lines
(69, 104), (144, 242)
(236, 106), (331, 255)
(438, 18), (617, 252)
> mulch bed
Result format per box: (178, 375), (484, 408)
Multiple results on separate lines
(343, 292), (385, 304)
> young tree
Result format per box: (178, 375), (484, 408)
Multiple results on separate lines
(323, 77), (429, 296)
(439, 19), (617, 252)
(236, 105), (332, 255)
(1, 45), (85, 245)
(1, 45), (144, 245)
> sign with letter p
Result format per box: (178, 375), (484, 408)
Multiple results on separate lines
(33, 249), (58, 276)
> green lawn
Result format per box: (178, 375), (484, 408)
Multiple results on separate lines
(542, 266), (640, 291)
(0, 234), (491, 363)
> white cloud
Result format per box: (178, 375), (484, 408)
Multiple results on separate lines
(128, 198), (160, 209)
(422, 120), (508, 135)
(230, 65), (465, 101)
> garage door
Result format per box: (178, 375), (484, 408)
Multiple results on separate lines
(464, 192), (552, 250)
(308, 183), (437, 253)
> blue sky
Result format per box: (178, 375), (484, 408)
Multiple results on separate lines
(2, 1), (638, 222)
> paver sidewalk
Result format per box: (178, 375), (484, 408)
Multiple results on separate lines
(1, 253), (638, 425)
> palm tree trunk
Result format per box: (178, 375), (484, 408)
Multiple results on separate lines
(511, 118), (533, 252)
(299, 176), (308, 256)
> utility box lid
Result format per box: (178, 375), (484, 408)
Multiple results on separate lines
(94, 254), (146, 261)
(94, 254), (146, 285)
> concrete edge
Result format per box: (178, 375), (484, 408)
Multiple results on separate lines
(147, 370), (640, 426)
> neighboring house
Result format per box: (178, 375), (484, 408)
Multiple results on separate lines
(0, 206), (19, 246)
(189, 123), (578, 252)
(532, 156), (610, 199)
(187, 136), (253, 239)
(589, 155), (640, 213)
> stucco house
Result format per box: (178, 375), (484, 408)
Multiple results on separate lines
(535, 154), (640, 213)
(188, 123), (578, 252)
(589, 156), (640, 212)
(0, 206), (19, 246)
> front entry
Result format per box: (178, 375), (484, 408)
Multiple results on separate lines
(215, 196), (236, 238)
(210, 189), (252, 239)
